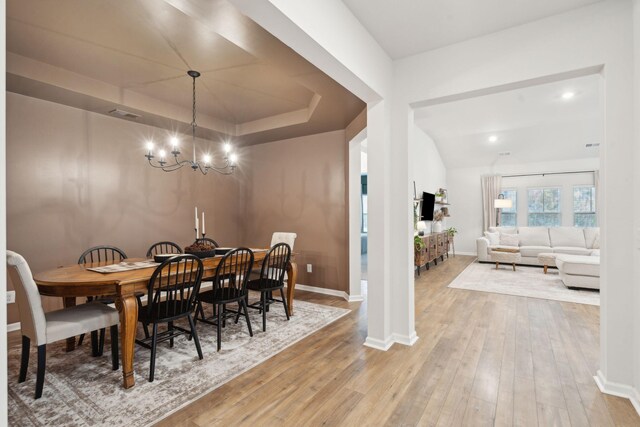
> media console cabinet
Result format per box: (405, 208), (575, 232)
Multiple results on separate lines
(415, 231), (451, 275)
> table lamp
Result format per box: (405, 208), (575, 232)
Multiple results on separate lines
(417, 221), (427, 236)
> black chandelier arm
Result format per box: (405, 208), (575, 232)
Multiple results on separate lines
(196, 161), (236, 175)
(147, 157), (190, 172)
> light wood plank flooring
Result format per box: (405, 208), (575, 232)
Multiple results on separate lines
(8, 256), (639, 425)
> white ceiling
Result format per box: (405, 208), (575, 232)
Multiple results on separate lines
(342, 0), (604, 59)
(414, 74), (602, 169)
(6, 0), (365, 145)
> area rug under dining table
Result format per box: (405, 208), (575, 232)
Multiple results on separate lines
(7, 299), (350, 427)
(447, 261), (600, 306)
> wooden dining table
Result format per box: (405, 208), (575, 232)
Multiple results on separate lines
(33, 251), (298, 389)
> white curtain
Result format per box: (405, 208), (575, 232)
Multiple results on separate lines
(481, 175), (502, 232)
(594, 170), (600, 226)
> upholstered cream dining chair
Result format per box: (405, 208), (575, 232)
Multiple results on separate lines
(7, 250), (120, 399)
(270, 232), (297, 250)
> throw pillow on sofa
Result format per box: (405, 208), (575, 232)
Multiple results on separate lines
(500, 233), (519, 247)
(484, 231), (500, 246)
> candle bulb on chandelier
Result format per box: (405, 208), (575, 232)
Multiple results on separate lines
(146, 141), (154, 155)
(202, 211), (205, 236)
(170, 137), (179, 153)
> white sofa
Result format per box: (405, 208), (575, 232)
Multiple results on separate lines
(555, 254), (600, 289)
(477, 226), (600, 266)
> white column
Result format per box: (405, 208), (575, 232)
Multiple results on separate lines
(348, 129), (366, 302)
(389, 101), (417, 345)
(364, 100), (393, 349)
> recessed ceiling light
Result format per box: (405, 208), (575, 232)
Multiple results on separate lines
(562, 91), (575, 100)
(488, 135), (498, 143)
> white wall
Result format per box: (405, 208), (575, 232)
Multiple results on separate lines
(393, 0), (637, 402)
(448, 158), (599, 253)
(633, 0), (640, 398)
(412, 126), (447, 229)
(412, 126), (446, 199)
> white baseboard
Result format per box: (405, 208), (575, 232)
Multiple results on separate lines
(594, 370), (640, 416)
(363, 335), (394, 351)
(393, 331), (419, 346)
(8, 322), (20, 333)
(285, 283), (364, 303)
(364, 331), (419, 351)
(455, 251), (478, 256)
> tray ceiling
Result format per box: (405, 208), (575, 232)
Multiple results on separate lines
(6, 0), (365, 145)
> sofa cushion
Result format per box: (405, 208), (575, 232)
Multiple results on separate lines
(555, 254), (600, 277)
(591, 249), (600, 257)
(517, 227), (550, 247)
(583, 227), (600, 249)
(483, 231), (499, 246)
(489, 226), (517, 234)
(519, 246), (553, 257)
(499, 233), (519, 247)
(549, 227), (587, 248)
(553, 246), (592, 256)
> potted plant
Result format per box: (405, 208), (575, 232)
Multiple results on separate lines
(446, 227), (457, 237)
(414, 235), (427, 267)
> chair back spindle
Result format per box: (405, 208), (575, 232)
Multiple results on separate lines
(78, 246), (127, 265)
(214, 248), (253, 299)
(259, 243), (292, 290)
(146, 255), (203, 323)
(146, 241), (183, 258)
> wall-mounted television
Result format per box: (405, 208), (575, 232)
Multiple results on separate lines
(421, 192), (435, 221)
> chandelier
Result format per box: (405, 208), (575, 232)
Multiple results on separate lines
(144, 70), (237, 175)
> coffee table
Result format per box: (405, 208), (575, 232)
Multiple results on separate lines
(490, 247), (521, 271)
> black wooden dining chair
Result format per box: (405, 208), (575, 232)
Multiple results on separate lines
(195, 248), (254, 351)
(196, 237), (220, 248)
(244, 243), (292, 332)
(146, 241), (183, 258)
(77, 245), (127, 355)
(136, 254), (204, 382)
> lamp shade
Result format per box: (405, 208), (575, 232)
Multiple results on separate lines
(494, 198), (513, 209)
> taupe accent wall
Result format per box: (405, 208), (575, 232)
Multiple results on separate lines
(6, 93), (243, 324)
(238, 130), (349, 293)
(7, 93), (351, 325)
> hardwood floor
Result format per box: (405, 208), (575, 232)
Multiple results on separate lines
(8, 256), (639, 425)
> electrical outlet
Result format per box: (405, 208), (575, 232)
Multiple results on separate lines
(7, 290), (16, 304)
(307, 264), (313, 273)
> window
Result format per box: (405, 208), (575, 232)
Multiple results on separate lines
(574, 185), (597, 227)
(528, 187), (561, 227)
(500, 189), (517, 227)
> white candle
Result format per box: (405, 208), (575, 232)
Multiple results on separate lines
(202, 211), (205, 235)
(195, 218), (199, 237)
(195, 207), (198, 227)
